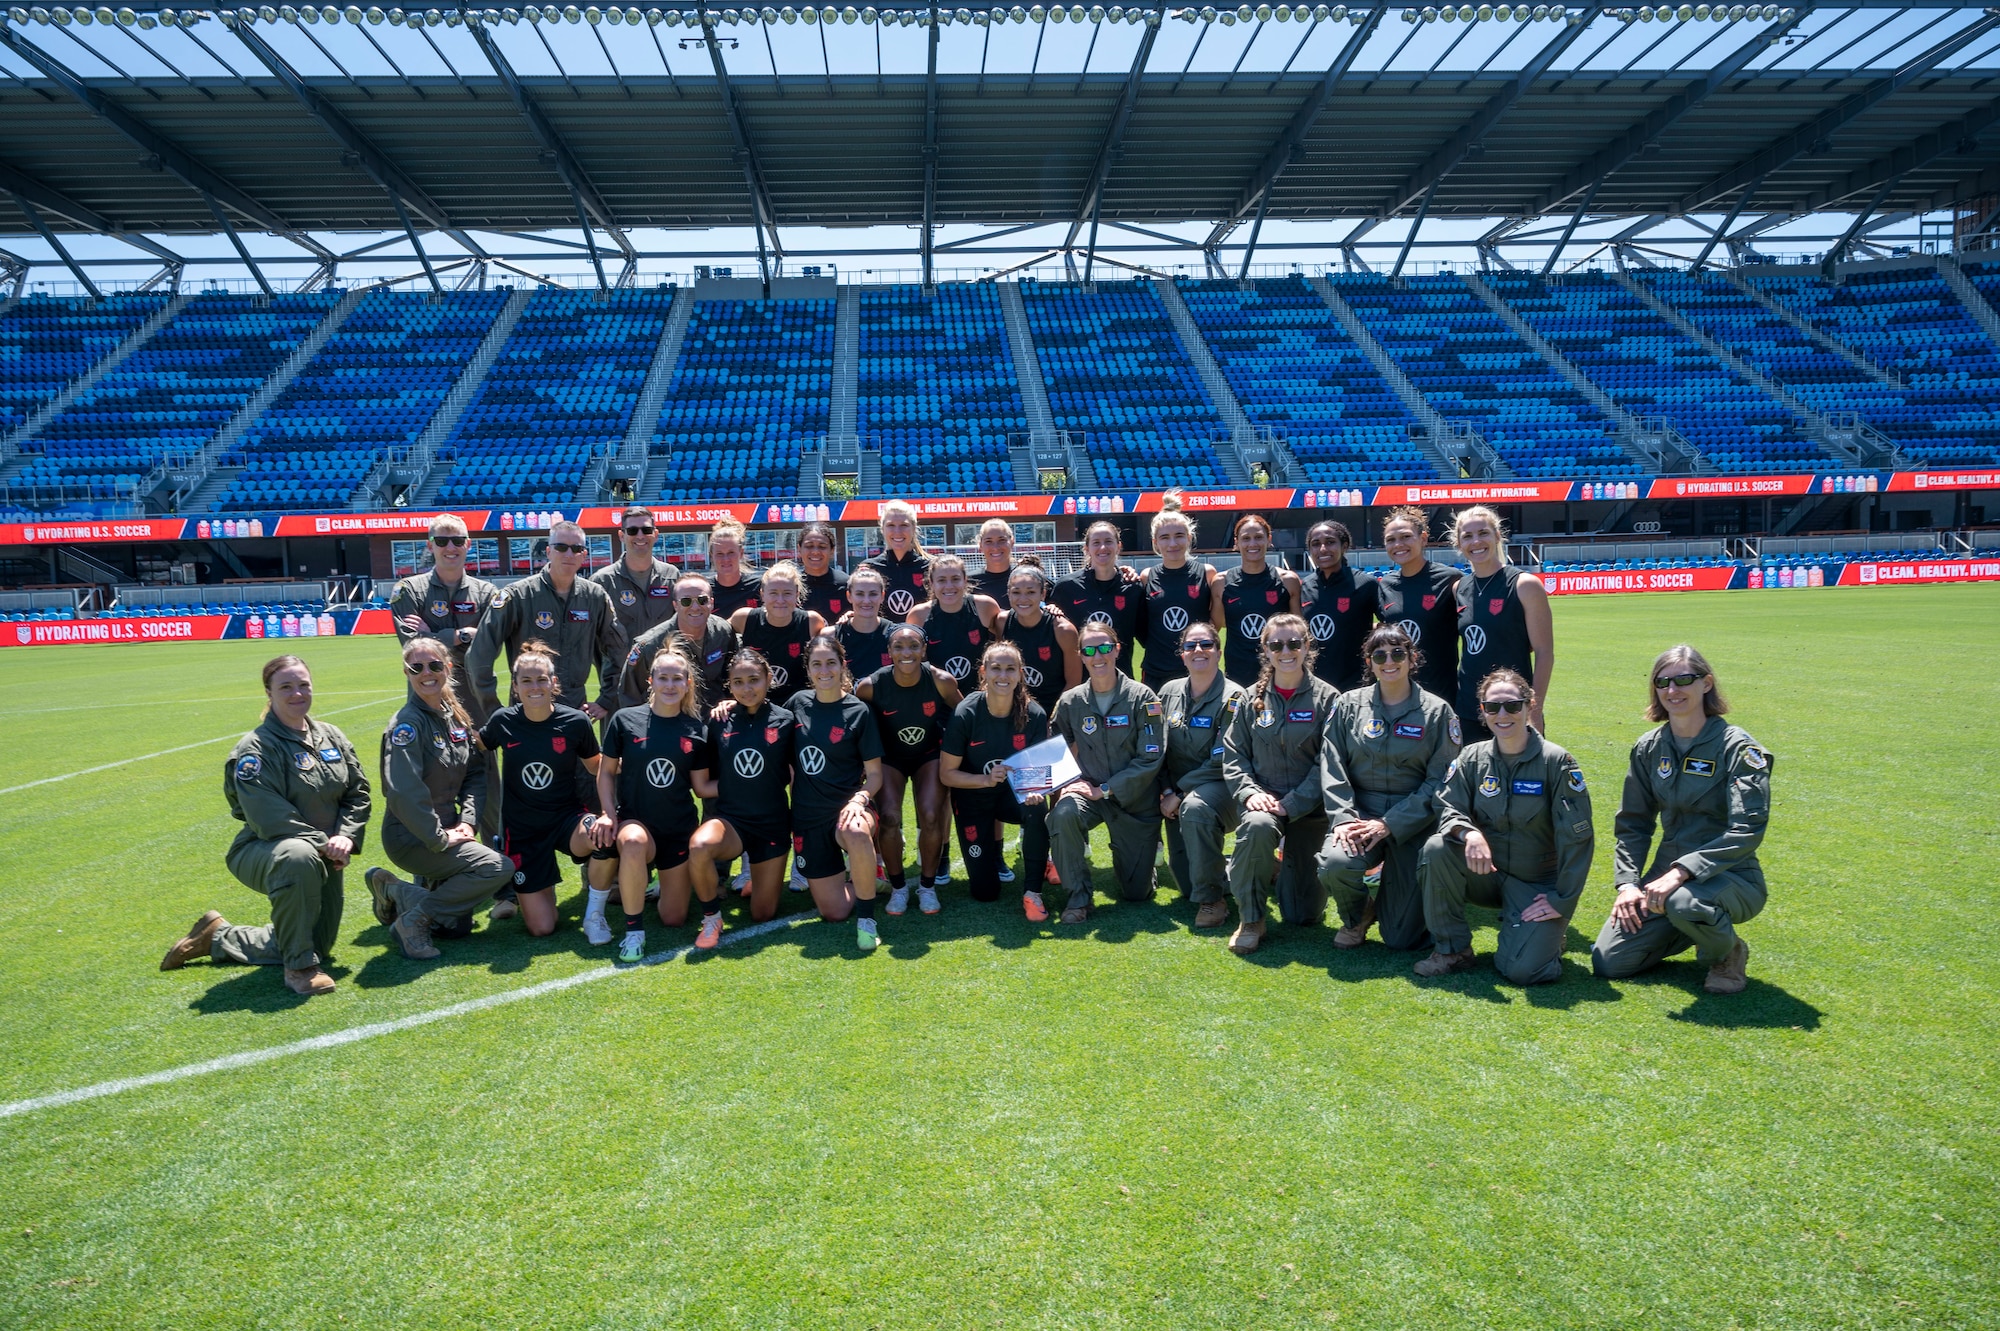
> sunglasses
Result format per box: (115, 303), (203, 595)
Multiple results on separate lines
(430, 535), (466, 548)
(1481, 698), (1527, 715)
(405, 659), (448, 675)
(1654, 672), (1704, 690)
(1079, 642), (1117, 658)
(678, 594), (712, 607)
(1369, 647), (1409, 665)
(1266, 638), (1306, 653)
(1180, 638), (1218, 653)
(548, 541), (586, 555)
(623, 526), (656, 536)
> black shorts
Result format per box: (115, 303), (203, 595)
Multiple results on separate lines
(881, 745), (941, 779)
(792, 815), (848, 880)
(501, 810), (594, 894)
(717, 814), (790, 866)
(620, 816), (693, 872)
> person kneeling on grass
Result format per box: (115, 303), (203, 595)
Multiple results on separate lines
(1047, 622), (1166, 924)
(1590, 646), (1772, 995)
(788, 634), (887, 951)
(164, 654), (371, 997)
(939, 641), (1051, 918)
(365, 637), (514, 962)
(1157, 623), (1244, 929)
(688, 648), (797, 941)
(597, 648), (715, 963)
(474, 639), (618, 938)
(1416, 669), (1593, 983)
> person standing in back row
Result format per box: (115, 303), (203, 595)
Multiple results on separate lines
(797, 520), (850, 622)
(733, 561), (823, 708)
(1220, 513), (1302, 687)
(467, 519), (626, 722)
(705, 518), (764, 620)
(390, 512), (498, 724)
(1299, 519), (1382, 691)
(1053, 520), (1146, 678)
(863, 498), (932, 622)
(1450, 505), (1553, 738)
(1375, 505), (1461, 705)
(969, 517), (1018, 604)
(591, 506), (682, 673)
(1139, 492), (1224, 692)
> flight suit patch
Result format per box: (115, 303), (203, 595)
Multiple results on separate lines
(1364, 717), (1386, 739)
(649, 587), (673, 599)
(1567, 768), (1586, 792)
(1190, 716), (1212, 729)
(1742, 746), (1768, 770)
(1479, 776), (1501, 796)
(1286, 709), (1314, 724)
(1682, 757), (1716, 777)
(620, 590), (637, 606)
(452, 601), (476, 614)
(535, 611), (555, 629)
(1656, 757), (1673, 779)
(1081, 716), (1099, 736)
(1106, 714), (1130, 728)
(1211, 745), (1225, 757)
(1143, 743), (1159, 754)
(319, 746), (341, 762)
(569, 609), (591, 622)
(428, 599), (448, 617)
(1447, 714), (1462, 746)
(1512, 779), (1544, 795)
(492, 593), (507, 607)
(234, 754), (262, 779)
(390, 724), (416, 747)
(294, 751), (315, 771)
(1571, 821), (1590, 835)
(1143, 700), (1161, 716)
(1393, 722), (1424, 739)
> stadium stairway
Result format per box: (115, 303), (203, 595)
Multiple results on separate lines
(997, 281), (1094, 487)
(1724, 270), (1904, 386)
(1149, 278), (1253, 485)
(1307, 274), (1508, 479)
(0, 292), (190, 474)
(404, 288), (531, 508)
(1460, 272), (1690, 472)
(831, 284), (860, 442)
(161, 286), (366, 510)
(1934, 255), (2000, 352)
(1611, 270), (1870, 467)
(591, 286), (694, 505)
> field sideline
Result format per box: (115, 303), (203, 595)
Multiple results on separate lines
(0, 586), (1994, 1330)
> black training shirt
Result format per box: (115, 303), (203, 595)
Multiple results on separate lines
(601, 706), (707, 830)
(479, 703), (599, 826)
(788, 692), (882, 819)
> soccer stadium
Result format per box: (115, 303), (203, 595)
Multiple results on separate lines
(0, 1), (1996, 1325)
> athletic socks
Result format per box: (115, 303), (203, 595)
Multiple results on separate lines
(854, 896), (876, 920)
(625, 912), (645, 933)
(586, 887), (611, 917)
(887, 871), (907, 891)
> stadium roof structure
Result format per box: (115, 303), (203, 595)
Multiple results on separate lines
(2, 0), (2000, 291)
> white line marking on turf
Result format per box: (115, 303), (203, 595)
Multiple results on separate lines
(0, 914), (805, 1121)
(0, 697), (398, 796)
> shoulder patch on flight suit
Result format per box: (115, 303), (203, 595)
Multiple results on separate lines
(1682, 757), (1716, 777)
(1447, 713), (1462, 746)
(1363, 717), (1386, 739)
(492, 593), (507, 607)
(1567, 767), (1586, 792)
(1443, 759), (1457, 781)
(1571, 820), (1590, 835)
(234, 754), (262, 780)
(390, 723), (416, 747)
(1225, 696), (1242, 713)
(1742, 746), (1767, 770)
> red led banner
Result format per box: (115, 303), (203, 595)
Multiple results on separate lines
(1645, 474), (1819, 500)
(1836, 558), (2000, 586)
(1372, 481), (1576, 506)
(1543, 567), (1740, 596)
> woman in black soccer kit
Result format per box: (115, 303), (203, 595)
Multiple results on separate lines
(475, 640), (615, 940)
(857, 624), (963, 916)
(797, 520), (850, 622)
(970, 517), (1018, 603)
(1053, 519), (1146, 677)
(790, 633), (887, 949)
(1376, 504), (1462, 705)
(732, 560), (824, 708)
(1450, 504), (1554, 738)
(862, 497), (932, 623)
(599, 647), (714, 963)
(705, 517), (763, 620)
(997, 560), (1081, 715)
(1299, 518), (1383, 691)
(689, 648), (796, 937)
(1220, 513), (1302, 686)
(908, 553), (1001, 689)
(940, 640), (1053, 915)
(1140, 491), (1225, 691)
(833, 566), (895, 677)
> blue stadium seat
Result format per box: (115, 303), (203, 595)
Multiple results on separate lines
(858, 284), (1025, 495)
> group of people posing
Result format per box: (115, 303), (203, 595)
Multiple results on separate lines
(161, 495), (1774, 1003)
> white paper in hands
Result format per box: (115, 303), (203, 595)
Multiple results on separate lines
(1002, 735), (1084, 799)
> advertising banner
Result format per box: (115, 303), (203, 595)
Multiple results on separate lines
(0, 518), (189, 545)
(0, 607), (397, 649)
(1544, 567), (1742, 595)
(1835, 558), (2000, 586)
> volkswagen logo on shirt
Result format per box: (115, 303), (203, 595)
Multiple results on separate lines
(733, 748), (765, 778)
(798, 746), (827, 776)
(1162, 606), (1189, 633)
(1309, 614), (1335, 641)
(1398, 618), (1422, 644)
(1464, 624), (1488, 655)
(885, 590), (916, 616)
(945, 656), (971, 680)
(520, 762), (555, 791)
(769, 665), (789, 688)
(646, 758), (675, 788)
(1023, 665), (1044, 689)
(897, 725), (928, 747)
(1239, 613), (1266, 640)
(1086, 610), (1112, 625)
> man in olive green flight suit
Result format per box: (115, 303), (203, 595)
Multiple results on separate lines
(466, 520), (627, 720)
(1420, 731), (1593, 984)
(590, 505), (682, 691)
(1047, 635), (1166, 922)
(389, 512), (498, 723)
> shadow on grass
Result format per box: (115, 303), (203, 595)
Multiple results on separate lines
(186, 967), (318, 1014)
(1665, 973), (1824, 1030)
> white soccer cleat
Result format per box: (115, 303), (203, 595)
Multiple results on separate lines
(582, 910), (613, 947)
(916, 884), (941, 915)
(790, 859), (810, 893)
(885, 885), (911, 916)
(732, 867), (752, 897)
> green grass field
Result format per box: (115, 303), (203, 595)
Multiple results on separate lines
(0, 585), (1995, 1330)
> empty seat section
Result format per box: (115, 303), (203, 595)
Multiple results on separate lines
(220, 290), (509, 510)
(1021, 279), (1226, 488)
(0, 293), (167, 438)
(1177, 276), (1431, 484)
(1488, 273), (1822, 472)
(439, 288), (676, 505)
(1755, 266), (2000, 467)
(858, 284), (1024, 495)
(8, 292), (340, 506)
(649, 298), (832, 503)
(1331, 272), (1633, 478)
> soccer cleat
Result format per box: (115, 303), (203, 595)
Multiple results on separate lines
(885, 885), (911, 916)
(1193, 900), (1230, 930)
(1043, 859), (1062, 886)
(1022, 890), (1049, 923)
(1333, 898), (1377, 950)
(617, 930), (647, 964)
(489, 896), (519, 922)
(856, 917), (880, 951)
(284, 966), (336, 996)
(1228, 919), (1266, 955)
(1704, 939), (1750, 994)
(364, 867), (401, 926)
(733, 867), (753, 897)
(695, 914), (723, 950)
(160, 910), (226, 971)
(916, 884), (941, 915)
(645, 873), (660, 902)
(1414, 949), (1476, 977)
(581, 910), (613, 947)
(790, 859), (810, 893)
(1361, 862), (1383, 889)
(997, 863), (1016, 884)
(392, 912), (440, 961)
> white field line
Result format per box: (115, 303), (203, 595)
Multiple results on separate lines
(0, 697), (399, 796)
(0, 914), (805, 1121)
